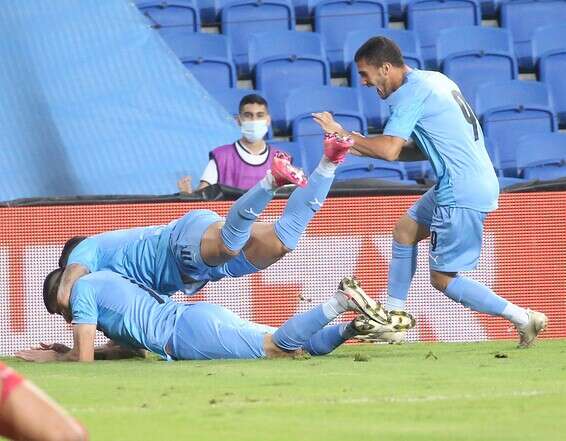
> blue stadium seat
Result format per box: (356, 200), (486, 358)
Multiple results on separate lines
(516, 132), (566, 180)
(406, 0), (481, 69)
(336, 156), (409, 181)
(533, 25), (566, 125)
(313, 0), (388, 74)
(221, 0), (295, 76)
(500, 0), (566, 71)
(135, 0), (200, 31)
(475, 80), (557, 173)
(196, 0), (223, 24)
(437, 27), (518, 106)
(207, 87), (275, 138)
(158, 31), (236, 89)
(404, 160), (433, 180)
(285, 86), (367, 171)
(268, 140), (308, 169)
(250, 31), (330, 134)
(345, 28), (424, 78)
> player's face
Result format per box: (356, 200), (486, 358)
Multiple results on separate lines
(238, 103), (271, 126)
(356, 59), (393, 99)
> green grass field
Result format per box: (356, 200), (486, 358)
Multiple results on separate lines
(4, 340), (566, 441)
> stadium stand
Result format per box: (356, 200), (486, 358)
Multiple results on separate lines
(437, 26), (518, 106)
(313, 0), (388, 74)
(268, 140), (308, 169)
(532, 25), (566, 126)
(221, 0), (296, 76)
(250, 31), (330, 133)
(406, 0), (481, 69)
(197, 0), (223, 24)
(475, 80), (557, 174)
(158, 31), (237, 89)
(135, 0), (200, 31)
(285, 86), (366, 171)
(516, 132), (566, 180)
(500, 0), (566, 71)
(335, 156), (411, 181)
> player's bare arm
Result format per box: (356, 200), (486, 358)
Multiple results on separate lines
(57, 264), (89, 306)
(16, 324), (96, 363)
(312, 111), (406, 161)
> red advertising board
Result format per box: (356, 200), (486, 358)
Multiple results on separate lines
(1, 193), (565, 355)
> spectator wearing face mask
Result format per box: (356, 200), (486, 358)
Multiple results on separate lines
(178, 94), (276, 193)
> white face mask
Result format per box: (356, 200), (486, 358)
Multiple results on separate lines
(241, 120), (268, 142)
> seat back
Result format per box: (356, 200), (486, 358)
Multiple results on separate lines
(248, 30), (325, 71)
(136, 0), (200, 31)
(500, 0), (566, 70)
(407, 0), (481, 69)
(221, 0), (295, 75)
(516, 132), (566, 169)
(159, 30), (231, 59)
(336, 156), (407, 180)
(314, 0), (388, 74)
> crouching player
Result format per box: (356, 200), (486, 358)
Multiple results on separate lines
(0, 362), (87, 441)
(16, 270), (405, 362)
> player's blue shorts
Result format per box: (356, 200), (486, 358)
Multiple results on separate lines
(408, 188), (487, 272)
(170, 210), (260, 291)
(168, 303), (276, 360)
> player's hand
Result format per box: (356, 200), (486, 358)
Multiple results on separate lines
(36, 342), (71, 353)
(312, 112), (347, 136)
(177, 176), (192, 194)
(16, 349), (59, 363)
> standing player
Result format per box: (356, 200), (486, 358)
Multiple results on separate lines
(57, 135), (353, 302)
(16, 270), (391, 362)
(312, 37), (547, 348)
(0, 362), (87, 441)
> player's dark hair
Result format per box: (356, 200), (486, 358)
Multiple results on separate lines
(58, 236), (87, 268)
(239, 94), (269, 113)
(43, 267), (64, 314)
(354, 36), (404, 68)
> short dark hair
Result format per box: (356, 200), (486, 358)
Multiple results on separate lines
(354, 36), (404, 68)
(59, 236), (87, 268)
(239, 94), (269, 114)
(43, 267), (64, 314)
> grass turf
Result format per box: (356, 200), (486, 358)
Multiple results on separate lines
(4, 340), (566, 441)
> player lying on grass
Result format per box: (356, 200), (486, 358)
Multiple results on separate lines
(56, 134), (352, 303)
(16, 270), (410, 362)
(0, 362), (87, 441)
(313, 36), (547, 348)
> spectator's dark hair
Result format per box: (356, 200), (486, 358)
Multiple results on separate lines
(43, 267), (64, 314)
(58, 236), (87, 268)
(239, 94), (269, 113)
(354, 36), (404, 68)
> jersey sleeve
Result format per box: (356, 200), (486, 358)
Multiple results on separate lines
(70, 282), (98, 325)
(383, 81), (430, 141)
(66, 238), (99, 272)
(199, 159), (218, 185)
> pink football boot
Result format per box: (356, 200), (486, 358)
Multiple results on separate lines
(323, 132), (354, 165)
(270, 151), (308, 188)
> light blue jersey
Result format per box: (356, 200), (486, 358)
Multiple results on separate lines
(70, 271), (188, 359)
(67, 223), (183, 295)
(384, 70), (499, 212)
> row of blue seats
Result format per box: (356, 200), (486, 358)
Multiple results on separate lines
(159, 26), (566, 127)
(272, 132), (566, 185)
(137, 0), (566, 72)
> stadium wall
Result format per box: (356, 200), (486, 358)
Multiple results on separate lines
(1, 193), (565, 355)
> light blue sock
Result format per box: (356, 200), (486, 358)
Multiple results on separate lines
(220, 178), (274, 252)
(303, 324), (350, 356)
(386, 240), (418, 311)
(444, 276), (507, 316)
(274, 167), (334, 250)
(272, 296), (344, 351)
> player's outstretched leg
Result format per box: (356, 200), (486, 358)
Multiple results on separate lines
(442, 275), (548, 348)
(271, 276), (388, 354)
(273, 133), (352, 251)
(220, 151), (307, 253)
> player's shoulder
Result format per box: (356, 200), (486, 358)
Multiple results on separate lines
(73, 271), (120, 293)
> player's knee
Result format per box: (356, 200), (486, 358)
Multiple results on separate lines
(263, 334), (297, 358)
(44, 422), (88, 441)
(429, 271), (455, 292)
(393, 216), (421, 245)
